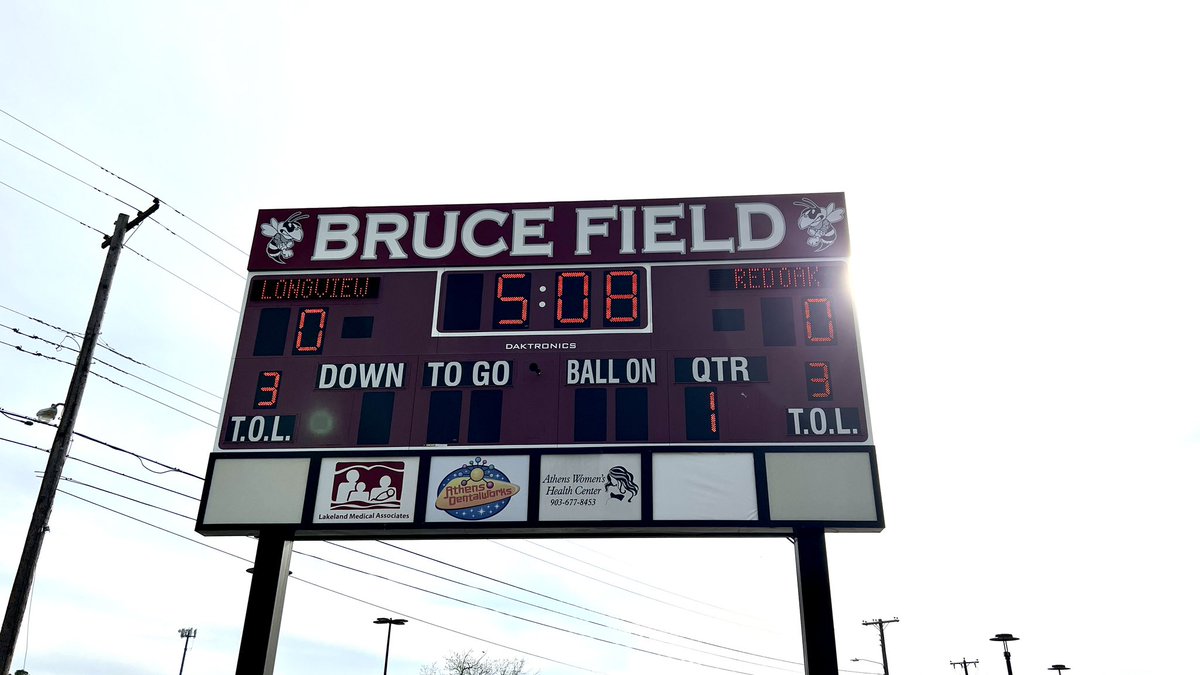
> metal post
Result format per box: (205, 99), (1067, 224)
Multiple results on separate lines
(235, 533), (293, 675)
(0, 202), (158, 674)
(793, 529), (838, 675)
(373, 618), (407, 675)
(383, 623), (392, 675)
(990, 633), (1020, 675)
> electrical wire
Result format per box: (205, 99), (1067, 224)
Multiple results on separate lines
(0, 135), (142, 211)
(382, 541), (804, 667)
(52, 488), (600, 673)
(323, 541), (803, 672)
(0, 178), (107, 237)
(0, 303), (221, 400)
(0, 179), (240, 312)
(521, 538), (763, 618)
(491, 540), (754, 626)
(0, 338), (217, 428)
(0, 106), (249, 256)
(7, 426), (801, 672)
(290, 547), (767, 675)
(1, 322), (221, 414)
(0, 407), (204, 479)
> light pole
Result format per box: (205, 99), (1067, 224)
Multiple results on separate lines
(373, 617), (407, 675)
(852, 657), (883, 672)
(177, 627), (197, 675)
(990, 633), (1020, 675)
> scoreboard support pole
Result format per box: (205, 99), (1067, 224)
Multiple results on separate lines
(236, 533), (293, 675)
(793, 528), (839, 675)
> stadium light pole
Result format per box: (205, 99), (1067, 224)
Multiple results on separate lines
(373, 617), (407, 675)
(990, 633), (1020, 675)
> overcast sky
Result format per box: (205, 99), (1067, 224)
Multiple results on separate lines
(1, 2), (1198, 675)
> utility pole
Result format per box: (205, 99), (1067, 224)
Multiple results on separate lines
(178, 627), (198, 675)
(0, 201), (159, 674)
(951, 658), (980, 674)
(862, 617), (899, 675)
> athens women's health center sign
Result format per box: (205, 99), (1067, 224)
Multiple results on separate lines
(196, 192), (883, 539)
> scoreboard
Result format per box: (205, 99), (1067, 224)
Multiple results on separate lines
(197, 193), (883, 538)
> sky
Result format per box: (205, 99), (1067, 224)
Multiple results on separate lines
(1, 1), (1198, 674)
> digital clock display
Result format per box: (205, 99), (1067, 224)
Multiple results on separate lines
(200, 193), (882, 537)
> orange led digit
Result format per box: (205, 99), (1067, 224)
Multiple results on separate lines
(708, 390), (718, 433)
(803, 298), (835, 344)
(806, 361), (831, 399)
(496, 273), (529, 326)
(256, 371), (281, 408)
(295, 308), (327, 353)
(604, 270), (638, 324)
(556, 271), (589, 325)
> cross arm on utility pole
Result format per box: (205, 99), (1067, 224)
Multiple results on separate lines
(951, 658), (980, 673)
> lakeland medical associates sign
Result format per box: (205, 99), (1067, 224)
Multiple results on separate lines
(196, 192), (883, 538)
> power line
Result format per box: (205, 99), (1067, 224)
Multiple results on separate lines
(0, 178), (106, 237)
(0, 321), (223, 415)
(521, 538), (761, 618)
(292, 547), (769, 675)
(0, 303), (222, 400)
(325, 542), (802, 672)
(381, 541), (802, 667)
(120, 245), (239, 311)
(2, 433), (199, 501)
(55, 475), (194, 520)
(52, 489), (600, 673)
(2, 133), (243, 277)
(0, 181), (240, 312)
(0, 338), (217, 427)
(491, 540), (755, 626)
(0, 106), (249, 257)
(0, 135), (142, 211)
(9, 429), (801, 673)
(0, 407), (204, 479)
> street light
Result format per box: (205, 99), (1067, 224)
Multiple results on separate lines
(852, 658), (883, 665)
(35, 403), (63, 423)
(373, 617), (407, 675)
(1048, 665), (1070, 675)
(990, 633), (1020, 675)
(177, 627), (197, 675)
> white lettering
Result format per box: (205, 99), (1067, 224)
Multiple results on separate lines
(575, 206), (615, 255)
(642, 204), (687, 254)
(413, 211), (457, 259)
(735, 202), (785, 252)
(511, 207), (553, 257)
(619, 206), (637, 254)
(312, 214), (360, 261)
(461, 209), (508, 258)
(362, 213), (409, 260)
(317, 364), (337, 389)
(689, 204), (734, 253)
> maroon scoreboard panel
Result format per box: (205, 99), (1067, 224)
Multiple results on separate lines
(197, 193), (883, 538)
